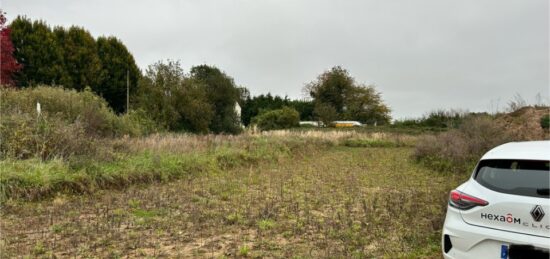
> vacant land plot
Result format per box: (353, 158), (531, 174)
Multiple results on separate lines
(1, 144), (467, 258)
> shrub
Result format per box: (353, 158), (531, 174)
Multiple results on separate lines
(252, 107), (300, 131)
(541, 114), (550, 129)
(116, 109), (158, 137)
(0, 86), (157, 160)
(1, 86), (121, 136)
(0, 113), (97, 160)
(1, 86), (157, 137)
(414, 116), (516, 173)
(393, 109), (466, 129)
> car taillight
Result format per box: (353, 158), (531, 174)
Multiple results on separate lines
(449, 190), (488, 210)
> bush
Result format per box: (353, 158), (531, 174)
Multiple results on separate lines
(393, 110), (466, 129)
(116, 109), (158, 137)
(0, 113), (97, 160)
(1, 86), (157, 136)
(2, 86), (117, 136)
(0, 86), (158, 160)
(414, 116), (516, 173)
(252, 107), (300, 131)
(541, 114), (550, 129)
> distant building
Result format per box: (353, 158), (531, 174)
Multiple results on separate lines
(235, 102), (243, 126)
(234, 102), (241, 119)
(332, 121), (363, 127)
(299, 121), (322, 127)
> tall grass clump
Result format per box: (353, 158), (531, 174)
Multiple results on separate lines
(2, 86), (119, 136)
(0, 113), (97, 160)
(0, 86), (157, 160)
(414, 116), (526, 173)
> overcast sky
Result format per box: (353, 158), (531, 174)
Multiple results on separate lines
(4, 0), (549, 119)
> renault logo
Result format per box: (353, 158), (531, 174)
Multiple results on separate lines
(530, 205), (545, 222)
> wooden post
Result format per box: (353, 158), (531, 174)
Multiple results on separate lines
(126, 69), (130, 113)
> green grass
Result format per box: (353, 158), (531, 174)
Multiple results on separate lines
(257, 219), (276, 231)
(0, 141), (469, 258)
(0, 136), (317, 201)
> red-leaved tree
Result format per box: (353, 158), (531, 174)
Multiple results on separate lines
(0, 10), (21, 87)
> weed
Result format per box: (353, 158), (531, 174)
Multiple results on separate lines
(257, 219), (276, 231)
(31, 242), (46, 256)
(239, 245), (250, 257)
(225, 212), (244, 225)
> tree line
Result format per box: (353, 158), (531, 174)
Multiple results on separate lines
(1, 13), (392, 133)
(8, 15), (140, 114)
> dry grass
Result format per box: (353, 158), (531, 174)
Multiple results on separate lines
(112, 133), (252, 154)
(259, 129), (420, 146)
(414, 113), (549, 173)
(112, 130), (421, 155)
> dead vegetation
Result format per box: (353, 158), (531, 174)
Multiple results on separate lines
(497, 106), (549, 140)
(414, 107), (549, 173)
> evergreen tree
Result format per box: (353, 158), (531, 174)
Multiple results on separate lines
(55, 26), (101, 91)
(96, 36), (140, 113)
(288, 99), (314, 121)
(9, 17), (65, 87)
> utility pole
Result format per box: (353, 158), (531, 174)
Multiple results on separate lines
(126, 69), (130, 113)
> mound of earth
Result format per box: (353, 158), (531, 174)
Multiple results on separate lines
(496, 106), (549, 140)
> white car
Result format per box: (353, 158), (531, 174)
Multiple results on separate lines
(442, 141), (550, 259)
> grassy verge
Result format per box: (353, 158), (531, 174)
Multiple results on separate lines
(0, 135), (329, 201)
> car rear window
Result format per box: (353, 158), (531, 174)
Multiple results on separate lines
(474, 159), (550, 198)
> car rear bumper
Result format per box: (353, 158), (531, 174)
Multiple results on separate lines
(442, 207), (550, 259)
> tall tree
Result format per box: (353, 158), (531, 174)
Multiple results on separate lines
(9, 17), (65, 87)
(96, 36), (140, 113)
(305, 66), (354, 114)
(55, 26), (101, 90)
(342, 86), (391, 124)
(0, 10), (22, 86)
(288, 99), (314, 121)
(304, 66), (391, 125)
(136, 60), (213, 132)
(189, 65), (242, 134)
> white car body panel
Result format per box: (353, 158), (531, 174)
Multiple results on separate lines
(442, 141), (550, 259)
(480, 141), (550, 161)
(462, 180), (550, 237)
